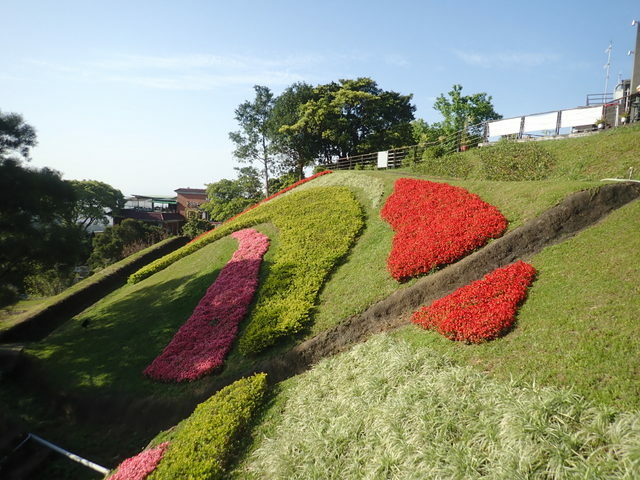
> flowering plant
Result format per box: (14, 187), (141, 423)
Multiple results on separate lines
(188, 170), (333, 244)
(144, 229), (269, 382)
(108, 442), (169, 480)
(381, 179), (507, 281)
(412, 261), (536, 343)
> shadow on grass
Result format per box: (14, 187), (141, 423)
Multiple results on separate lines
(28, 266), (226, 396)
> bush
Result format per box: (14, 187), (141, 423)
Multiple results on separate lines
(381, 178), (507, 281)
(181, 217), (213, 239)
(479, 140), (555, 180)
(148, 373), (267, 480)
(414, 149), (473, 178)
(129, 185), (363, 354)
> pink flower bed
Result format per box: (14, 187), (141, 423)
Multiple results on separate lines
(188, 170), (333, 244)
(381, 178), (508, 281)
(144, 228), (269, 382)
(412, 261), (536, 343)
(108, 442), (169, 480)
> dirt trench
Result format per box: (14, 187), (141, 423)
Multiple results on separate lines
(4, 181), (640, 471)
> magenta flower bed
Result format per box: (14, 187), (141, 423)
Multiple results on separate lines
(144, 228), (269, 382)
(108, 442), (169, 480)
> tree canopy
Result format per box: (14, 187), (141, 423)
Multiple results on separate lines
(229, 85), (275, 195)
(433, 84), (502, 138)
(67, 180), (125, 232)
(281, 78), (415, 161)
(0, 158), (83, 304)
(202, 167), (263, 222)
(0, 110), (37, 162)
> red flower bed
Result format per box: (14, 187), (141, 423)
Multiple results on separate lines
(188, 170), (333, 244)
(381, 179), (507, 281)
(108, 442), (169, 480)
(144, 228), (269, 382)
(412, 261), (536, 343)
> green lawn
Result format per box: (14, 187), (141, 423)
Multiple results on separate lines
(396, 198), (640, 409)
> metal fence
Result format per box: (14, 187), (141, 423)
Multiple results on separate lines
(322, 93), (640, 172)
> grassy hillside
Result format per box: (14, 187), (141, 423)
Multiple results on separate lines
(2, 125), (638, 479)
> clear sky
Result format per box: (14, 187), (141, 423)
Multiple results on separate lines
(2, 0), (638, 196)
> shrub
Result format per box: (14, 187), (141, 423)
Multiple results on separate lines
(479, 140), (555, 180)
(128, 171), (332, 283)
(238, 188), (363, 354)
(108, 442), (169, 480)
(148, 373), (267, 480)
(414, 150), (473, 178)
(381, 178), (507, 281)
(144, 229), (269, 382)
(412, 261), (536, 342)
(130, 186), (363, 355)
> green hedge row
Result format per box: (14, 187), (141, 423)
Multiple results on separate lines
(238, 187), (363, 354)
(129, 187), (363, 354)
(148, 373), (267, 480)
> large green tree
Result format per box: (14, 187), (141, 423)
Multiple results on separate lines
(282, 78), (415, 161)
(202, 167), (263, 222)
(229, 85), (275, 195)
(433, 84), (502, 143)
(269, 82), (324, 179)
(0, 110), (37, 162)
(67, 180), (125, 232)
(0, 159), (83, 305)
(88, 219), (166, 269)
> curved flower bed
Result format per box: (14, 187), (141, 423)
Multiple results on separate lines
(412, 261), (536, 343)
(381, 178), (508, 281)
(188, 170), (333, 245)
(144, 229), (269, 382)
(108, 442), (169, 480)
(129, 171), (332, 284)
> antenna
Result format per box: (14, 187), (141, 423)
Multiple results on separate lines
(604, 41), (612, 100)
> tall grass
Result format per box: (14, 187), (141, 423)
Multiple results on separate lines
(235, 335), (640, 479)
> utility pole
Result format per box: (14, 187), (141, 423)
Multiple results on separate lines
(604, 41), (612, 100)
(632, 20), (640, 90)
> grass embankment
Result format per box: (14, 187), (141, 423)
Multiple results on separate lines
(408, 123), (640, 182)
(0, 236), (183, 333)
(232, 336), (640, 479)
(26, 232), (242, 395)
(397, 198), (640, 410)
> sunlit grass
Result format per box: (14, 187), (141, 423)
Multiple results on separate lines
(232, 335), (640, 479)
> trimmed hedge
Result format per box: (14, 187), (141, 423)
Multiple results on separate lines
(148, 373), (267, 480)
(238, 188), (363, 354)
(131, 187), (363, 354)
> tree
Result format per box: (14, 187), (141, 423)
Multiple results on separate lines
(0, 110), (37, 162)
(202, 167), (263, 222)
(269, 82), (323, 180)
(229, 85), (275, 195)
(88, 219), (166, 269)
(181, 216), (213, 239)
(282, 78), (415, 161)
(67, 180), (125, 232)
(433, 84), (502, 146)
(0, 158), (84, 305)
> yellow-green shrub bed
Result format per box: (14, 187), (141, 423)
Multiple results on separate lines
(130, 187), (364, 354)
(147, 373), (267, 480)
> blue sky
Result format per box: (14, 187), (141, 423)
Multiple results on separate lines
(2, 0), (638, 196)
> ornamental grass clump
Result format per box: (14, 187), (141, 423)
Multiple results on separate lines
(144, 229), (269, 382)
(381, 178), (507, 281)
(412, 261), (536, 343)
(149, 373), (267, 480)
(240, 336), (640, 479)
